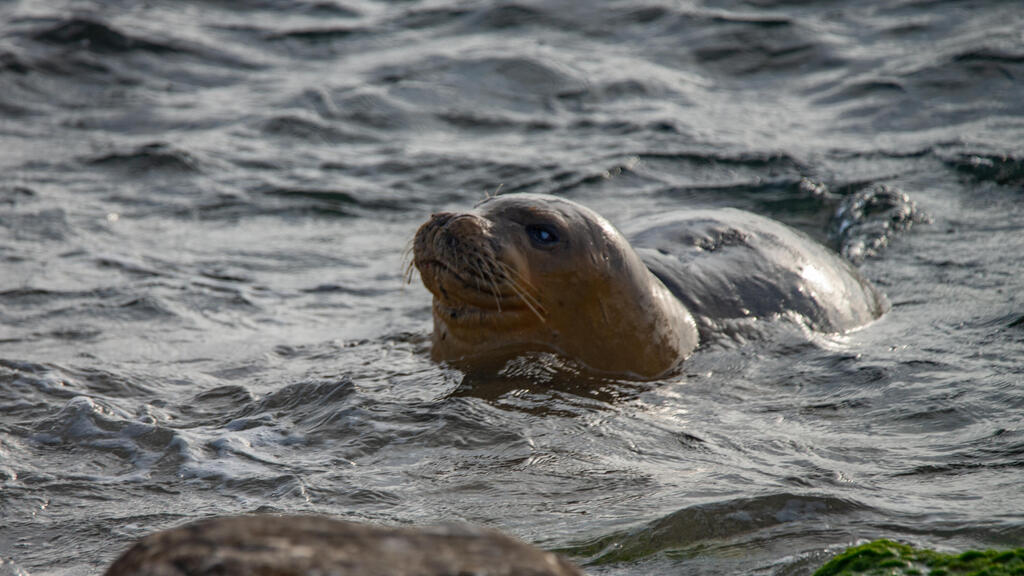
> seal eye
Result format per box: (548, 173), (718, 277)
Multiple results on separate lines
(526, 224), (559, 247)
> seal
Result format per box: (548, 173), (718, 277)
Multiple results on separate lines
(413, 194), (886, 380)
(104, 515), (584, 576)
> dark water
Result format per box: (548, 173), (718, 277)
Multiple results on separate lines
(2, 0), (1023, 574)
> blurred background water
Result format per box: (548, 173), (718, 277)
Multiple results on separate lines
(1, 0), (1023, 574)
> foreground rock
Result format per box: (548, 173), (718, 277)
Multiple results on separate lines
(105, 515), (584, 576)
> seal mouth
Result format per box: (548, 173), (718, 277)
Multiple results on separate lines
(412, 213), (546, 322)
(418, 259), (512, 309)
(416, 258), (542, 321)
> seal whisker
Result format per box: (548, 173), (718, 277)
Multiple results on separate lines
(478, 260), (504, 313)
(459, 254), (488, 296)
(495, 261), (536, 293)
(452, 252), (498, 312)
(463, 255), (482, 291)
(506, 280), (547, 323)
(486, 183), (504, 200)
(402, 238), (417, 284)
(493, 261), (547, 321)
(495, 262), (544, 306)
(499, 269), (543, 309)
(471, 258), (503, 313)
(404, 259), (418, 285)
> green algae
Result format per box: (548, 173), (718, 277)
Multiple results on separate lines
(814, 540), (1024, 576)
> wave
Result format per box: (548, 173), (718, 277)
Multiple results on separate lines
(33, 18), (181, 54)
(946, 153), (1024, 187)
(85, 143), (203, 174)
(565, 492), (871, 564)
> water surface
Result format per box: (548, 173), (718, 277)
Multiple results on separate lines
(1, 0), (1023, 574)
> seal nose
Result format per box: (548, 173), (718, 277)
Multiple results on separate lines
(415, 212), (491, 259)
(426, 213), (465, 249)
(442, 214), (488, 239)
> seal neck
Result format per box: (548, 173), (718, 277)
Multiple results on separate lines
(554, 260), (698, 380)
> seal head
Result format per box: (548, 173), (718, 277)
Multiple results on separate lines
(413, 194), (698, 380)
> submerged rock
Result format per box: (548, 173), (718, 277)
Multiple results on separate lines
(105, 515), (584, 576)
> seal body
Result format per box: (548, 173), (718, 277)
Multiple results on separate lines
(104, 515), (584, 576)
(413, 194), (886, 380)
(630, 209), (887, 339)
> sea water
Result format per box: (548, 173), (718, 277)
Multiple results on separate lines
(1, 1), (1022, 574)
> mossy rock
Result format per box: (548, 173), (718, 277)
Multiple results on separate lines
(815, 539), (1024, 576)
